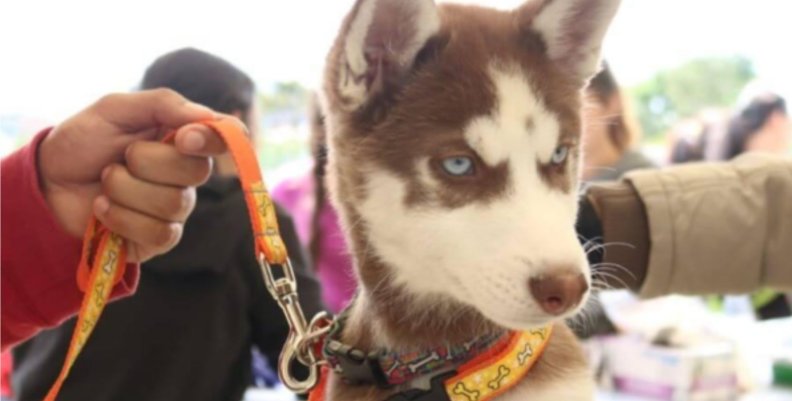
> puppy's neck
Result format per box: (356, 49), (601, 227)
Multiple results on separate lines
(341, 255), (504, 352)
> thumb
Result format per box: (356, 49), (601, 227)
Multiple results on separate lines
(94, 88), (217, 132)
(171, 115), (248, 157)
(172, 124), (230, 157)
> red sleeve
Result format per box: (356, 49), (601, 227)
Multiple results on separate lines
(1, 129), (140, 351)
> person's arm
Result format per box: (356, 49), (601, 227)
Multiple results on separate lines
(0, 131), (137, 349)
(578, 179), (649, 292)
(582, 153), (792, 298)
(1, 90), (231, 350)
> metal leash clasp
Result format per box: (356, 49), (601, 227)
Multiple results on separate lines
(259, 255), (332, 393)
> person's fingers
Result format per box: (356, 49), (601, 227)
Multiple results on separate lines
(101, 164), (196, 223)
(93, 196), (183, 262)
(93, 89), (217, 132)
(172, 123), (229, 157)
(125, 141), (212, 187)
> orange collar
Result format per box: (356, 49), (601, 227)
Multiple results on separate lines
(310, 326), (553, 401)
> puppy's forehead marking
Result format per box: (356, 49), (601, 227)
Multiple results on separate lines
(464, 66), (561, 167)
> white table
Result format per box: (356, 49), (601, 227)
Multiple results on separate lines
(244, 386), (792, 400)
(596, 388), (792, 401)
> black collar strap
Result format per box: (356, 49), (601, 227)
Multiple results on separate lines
(322, 313), (509, 389)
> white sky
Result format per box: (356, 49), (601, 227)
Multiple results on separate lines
(2, 0), (791, 122)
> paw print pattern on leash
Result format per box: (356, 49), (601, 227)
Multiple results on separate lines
(249, 182), (288, 263)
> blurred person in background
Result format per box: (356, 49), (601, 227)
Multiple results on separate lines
(11, 48), (324, 401)
(582, 63), (655, 181)
(719, 92), (791, 320)
(666, 109), (731, 164)
(724, 92), (790, 160)
(667, 118), (707, 164)
(272, 96), (356, 314)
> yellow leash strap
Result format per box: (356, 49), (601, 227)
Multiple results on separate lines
(44, 219), (127, 401)
(44, 117), (286, 400)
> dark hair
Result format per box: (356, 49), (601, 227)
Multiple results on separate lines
(141, 48), (255, 120)
(586, 62), (631, 152)
(308, 95), (328, 266)
(724, 94), (787, 159)
(588, 62), (619, 105)
(670, 129), (707, 164)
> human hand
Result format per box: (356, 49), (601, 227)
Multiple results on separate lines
(39, 89), (231, 262)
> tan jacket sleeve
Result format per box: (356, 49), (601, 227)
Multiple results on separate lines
(624, 153), (792, 297)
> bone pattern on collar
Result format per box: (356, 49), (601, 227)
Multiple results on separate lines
(378, 332), (509, 386)
(323, 321), (510, 388)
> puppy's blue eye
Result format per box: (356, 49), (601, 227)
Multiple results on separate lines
(441, 156), (474, 176)
(551, 146), (569, 165)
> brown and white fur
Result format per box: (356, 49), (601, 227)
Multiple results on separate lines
(319, 0), (620, 400)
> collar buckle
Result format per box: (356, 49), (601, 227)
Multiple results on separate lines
(325, 339), (390, 388)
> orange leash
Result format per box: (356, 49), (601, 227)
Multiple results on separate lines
(44, 117), (287, 400)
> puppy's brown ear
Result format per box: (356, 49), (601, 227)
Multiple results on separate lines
(327, 0), (440, 111)
(517, 0), (621, 86)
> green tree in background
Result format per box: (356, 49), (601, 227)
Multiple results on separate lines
(257, 81), (312, 171)
(628, 57), (755, 139)
(260, 81), (310, 113)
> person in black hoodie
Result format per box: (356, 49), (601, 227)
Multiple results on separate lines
(11, 48), (325, 401)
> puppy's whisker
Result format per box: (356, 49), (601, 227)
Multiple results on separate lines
(591, 271), (631, 289)
(591, 262), (638, 281)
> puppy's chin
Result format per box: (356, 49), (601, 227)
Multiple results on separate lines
(486, 314), (558, 331)
(479, 300), (589, 331)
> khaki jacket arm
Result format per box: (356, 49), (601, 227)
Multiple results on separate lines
(624, 153), (792, 297)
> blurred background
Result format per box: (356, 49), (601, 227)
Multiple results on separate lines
(2, 1), (791, 400)
(2, 0), (791, 175)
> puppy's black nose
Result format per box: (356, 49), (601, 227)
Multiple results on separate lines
(528, 271), (588, 315)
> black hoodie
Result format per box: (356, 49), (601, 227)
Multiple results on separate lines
(12, 176), (325, 401)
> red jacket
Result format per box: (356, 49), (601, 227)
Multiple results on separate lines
(1, 129), (139, 351)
